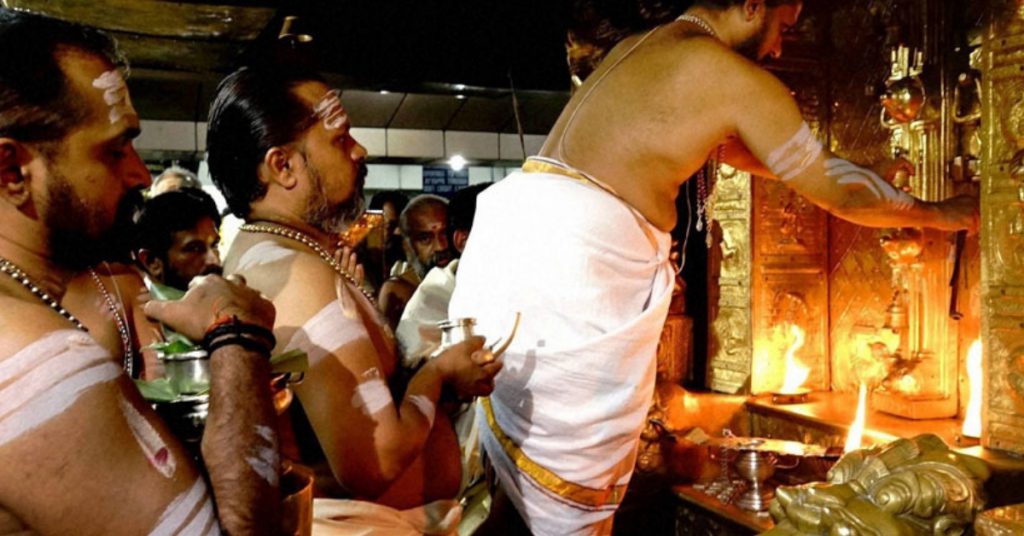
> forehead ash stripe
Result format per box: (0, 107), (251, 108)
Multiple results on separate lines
(313, 89), (347, 130)
(91, 69), (136, 124)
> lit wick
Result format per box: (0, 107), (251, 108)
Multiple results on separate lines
(844, 382), (868, 453)
(962, 340), (983, 439)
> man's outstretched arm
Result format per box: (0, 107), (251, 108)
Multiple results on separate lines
(723, 59), (977, 232)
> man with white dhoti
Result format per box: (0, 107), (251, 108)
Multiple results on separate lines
(207, 65), (503, 535)
(451, 0), (978, 533)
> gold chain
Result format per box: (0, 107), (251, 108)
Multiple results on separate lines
(240, 223), (376, 305)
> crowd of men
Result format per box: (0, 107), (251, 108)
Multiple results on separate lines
(0, 1), (978, 535)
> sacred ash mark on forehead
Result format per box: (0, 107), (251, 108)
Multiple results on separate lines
(313, 89), (347, 130)
(91, 70), (136, 125)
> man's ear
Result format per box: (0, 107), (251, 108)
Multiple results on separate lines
(744, 0), (765, 21)
(0, 138), (33, 207)
(137, 249), (165, 282)
(261, 146), (298, 189)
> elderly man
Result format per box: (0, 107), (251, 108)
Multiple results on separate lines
(0, 10), (279, 534)
(207, 65), (502, 534)
(400, 194), (452, 279)
(450, 0), (978, 534)
(149, 164), (202, 197)
(378, 194), (452, 328)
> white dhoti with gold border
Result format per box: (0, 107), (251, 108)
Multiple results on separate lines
(449, 160), (673, 535)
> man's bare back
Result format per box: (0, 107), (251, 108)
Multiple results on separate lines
(542, 4), (976, 234)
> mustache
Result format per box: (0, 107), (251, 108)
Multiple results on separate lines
(201, 265), (223, 276)
(355, 162), (367, 189)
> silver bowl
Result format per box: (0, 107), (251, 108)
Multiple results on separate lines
(153, 394), (209, 456)
(158, 349), (210, 395)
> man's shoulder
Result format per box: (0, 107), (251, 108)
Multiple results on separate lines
(0, 297), (91, 362)
(655, 34), (766, 81)
(226, 235), (307, 272)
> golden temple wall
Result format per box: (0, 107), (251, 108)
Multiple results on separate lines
(981, 0), (1024, 455)
(707, 0), (983, 425)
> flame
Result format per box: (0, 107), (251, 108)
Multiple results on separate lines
(844, 382), (868, 453)
(780, 324), (810, 393)
(962, 340), (983, 439)
(895, 374), (920, 395)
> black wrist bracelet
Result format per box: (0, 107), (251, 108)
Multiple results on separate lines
(206, 334), (273, 357)
(202, 317), (276, 351)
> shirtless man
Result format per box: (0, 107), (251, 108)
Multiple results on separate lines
(450, 0), (978, 534)
(0, 11), (279, 534)
(206, 66), (501, 534)
(379, 194), (452, 329)
(64, 189), (223, 379)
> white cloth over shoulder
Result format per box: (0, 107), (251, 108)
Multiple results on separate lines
(396, 259), (459, 363)
(449, 167), (673, 535)
(312, 498), (460, 536)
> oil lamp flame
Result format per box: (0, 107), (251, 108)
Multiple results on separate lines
(962, 340), (983, 439)
(780, 324), (809, 394)
(844, 382), (868, 453)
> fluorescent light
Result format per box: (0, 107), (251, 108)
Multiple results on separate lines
(453, 84), (467, 91)
(448, 154), (467, 171)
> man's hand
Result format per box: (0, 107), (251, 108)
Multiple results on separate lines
(878, 157), (915, 190)
(335, 245), (365, 287)
(930, 195), (980, 234)
(432, 336), (503, 398)
(143, 274), (275, 340)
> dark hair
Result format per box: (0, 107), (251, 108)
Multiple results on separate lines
(692, 0), (795, 8)
(399, 194), (448, 236)
(567, 0), (797, 81)
(0, 8), (126, 145)
(369, 190), (409, 214)
(206, 66), (324, 218)
(448, 183), (490, 234)
(134, 188), (221, 258)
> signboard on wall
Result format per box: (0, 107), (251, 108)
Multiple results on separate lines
(422, 165), (469, 198)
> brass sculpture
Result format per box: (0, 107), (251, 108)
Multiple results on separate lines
(765, 434), (989, 536)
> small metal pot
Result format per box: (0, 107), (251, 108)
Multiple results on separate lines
(438, 318), (477, 349)
(158, 349), (211, 395)
(153, 394), (209, 458)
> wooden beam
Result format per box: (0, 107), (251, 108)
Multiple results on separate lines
(3, 0), (275, 41)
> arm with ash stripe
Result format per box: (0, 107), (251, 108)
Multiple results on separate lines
(723, 62), (977, 232)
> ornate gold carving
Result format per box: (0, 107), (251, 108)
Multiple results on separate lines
(708, 166), (754, 394)
(982, 0), (1024, 456)
(976, 503), (1024, 535)
(766, 434), (990, 535)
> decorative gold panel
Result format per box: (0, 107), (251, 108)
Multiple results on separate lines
(981, 0), (1024, 455)
(707, 166), (753, 394)
(751, 178), (829, 393)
